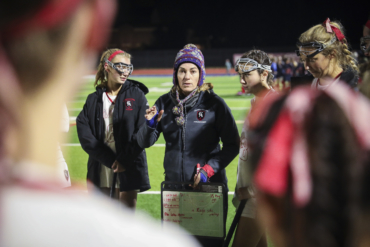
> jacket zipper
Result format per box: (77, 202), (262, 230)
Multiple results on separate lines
(180, 107), (188, 182)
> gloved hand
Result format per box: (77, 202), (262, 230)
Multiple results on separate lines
(193, 163), (215, 188)
(145, 106), (163, 128)
(146, 111), (158, 128)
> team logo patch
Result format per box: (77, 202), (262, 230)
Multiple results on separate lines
(197, 110), (205, 121)
(124, 98), (135, 111)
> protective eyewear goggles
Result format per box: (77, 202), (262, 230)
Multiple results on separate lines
(296, 36), (337, 59)
(234, 58), (272, 74)
(360, 36), (370, 53)
(106, 60), (134, 75)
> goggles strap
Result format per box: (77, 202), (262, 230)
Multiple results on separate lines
(236, 58), (272, 72)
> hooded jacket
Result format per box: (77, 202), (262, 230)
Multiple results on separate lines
(77, 79), (150, 192)
(137, 84), (240, 190)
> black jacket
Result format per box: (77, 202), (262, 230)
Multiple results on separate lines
(137, 87), (240, 190)
(340, 67), (359, 88)
(77, 80), (150, 192)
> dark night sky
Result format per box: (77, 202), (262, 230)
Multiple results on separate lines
(112, 0), (370, 51)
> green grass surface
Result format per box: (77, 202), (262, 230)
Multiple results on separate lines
(64, 75), (265, 246)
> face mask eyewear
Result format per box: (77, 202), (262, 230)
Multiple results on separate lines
(106, 59), (134, 75)
(235, 58), (272, 74)
(296, 36), (337, 60)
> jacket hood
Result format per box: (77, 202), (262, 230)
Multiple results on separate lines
(129, 79), (149, 95)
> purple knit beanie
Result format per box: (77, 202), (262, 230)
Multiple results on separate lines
(173, 44), (206, 86)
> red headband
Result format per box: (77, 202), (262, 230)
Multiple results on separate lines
(3, 0), (85, 40)
(322, 18), (346, 43)
(108, 50), (124, 61)
(254, 82), (370, 207)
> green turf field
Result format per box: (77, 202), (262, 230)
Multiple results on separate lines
(63, 75), (270, 246)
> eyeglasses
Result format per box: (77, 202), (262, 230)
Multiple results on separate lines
(106, 60), (134, 74)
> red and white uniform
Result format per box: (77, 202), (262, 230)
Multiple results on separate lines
(100, 93), (119, 188)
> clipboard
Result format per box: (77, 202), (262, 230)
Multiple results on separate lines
(161, 181), (227, 241)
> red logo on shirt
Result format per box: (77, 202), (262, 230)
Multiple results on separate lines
(197, 110), (205, 120)
(124, 98), (135, 111)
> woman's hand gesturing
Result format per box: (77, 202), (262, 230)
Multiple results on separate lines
(145, 106), (164, 122)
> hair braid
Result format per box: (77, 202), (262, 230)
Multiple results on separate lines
(342, 39), (359, 72)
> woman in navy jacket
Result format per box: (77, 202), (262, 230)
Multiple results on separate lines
(77, 49), (150, 208)
(138, 44), (239, 247)
(138, 44), (239, 190)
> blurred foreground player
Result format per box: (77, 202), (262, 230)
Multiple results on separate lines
(0, 0), (199, 246)
(249, 82), (370, 247)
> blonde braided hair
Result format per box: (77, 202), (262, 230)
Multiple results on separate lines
(94, 48), (131, 88)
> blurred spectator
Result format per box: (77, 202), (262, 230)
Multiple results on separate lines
(360, 12), (370, 57)
(282, 57), (293, 91)
(225, 58), (232, 75)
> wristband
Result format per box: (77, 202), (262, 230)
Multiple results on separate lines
(199, 169), (208, 183)
(146, 111), (158, 128)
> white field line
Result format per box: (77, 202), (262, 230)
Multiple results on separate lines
(140, 191), (235, 195)
(69, 118), (244, 124)
(70, 98), (251, 104)
(62, 143), (166, 147)
(73, 190), (234, 195)
(68, 107), (250, 112)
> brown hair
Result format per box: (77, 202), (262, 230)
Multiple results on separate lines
(250, 94), (364, 247)
(298, 21), (359, 73)
(240, 49), (274, 86)
(94, 48), (131, 88)
(3, 13), (72, 93)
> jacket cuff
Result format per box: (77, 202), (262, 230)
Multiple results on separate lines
(199, 169), (208, 182)
(103, 155), (116, 169)
(146, 112), (158, 128)
(201, 164), (215, 178)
